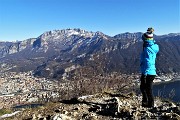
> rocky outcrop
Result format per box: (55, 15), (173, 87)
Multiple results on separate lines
(5, 92), (180, 120)
(0, 38), (36, 57)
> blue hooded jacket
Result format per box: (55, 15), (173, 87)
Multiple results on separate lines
(140, 40), (159, 75)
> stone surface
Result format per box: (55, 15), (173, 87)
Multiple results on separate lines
(3, 92), (180, 120)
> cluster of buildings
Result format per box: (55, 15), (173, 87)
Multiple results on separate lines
(0, 71), (64, 109)
(0, 71), (179, 109)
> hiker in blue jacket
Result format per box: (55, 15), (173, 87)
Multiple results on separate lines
(140, 27), (159, 108)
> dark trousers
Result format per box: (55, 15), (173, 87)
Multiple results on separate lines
(140, 74), (155, 107)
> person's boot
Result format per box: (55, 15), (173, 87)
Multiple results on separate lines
(147, 101), (154, 108)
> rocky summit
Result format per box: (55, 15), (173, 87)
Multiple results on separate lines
(2, 91), (180, 120)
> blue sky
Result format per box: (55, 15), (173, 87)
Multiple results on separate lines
(0, 0), (179, 41)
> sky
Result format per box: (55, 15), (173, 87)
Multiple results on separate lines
(0, 0), (179, 41)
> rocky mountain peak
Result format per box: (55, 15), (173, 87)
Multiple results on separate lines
(39, 28), (103, 41)
(113, 32), (143, 40)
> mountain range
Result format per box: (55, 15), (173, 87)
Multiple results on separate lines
(0, 28), (180, 79)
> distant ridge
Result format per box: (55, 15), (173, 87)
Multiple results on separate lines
(0, 28), (179, 79)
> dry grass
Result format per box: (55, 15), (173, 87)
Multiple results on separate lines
(52, 72), (135, 102)
(0, 109), (12, 116)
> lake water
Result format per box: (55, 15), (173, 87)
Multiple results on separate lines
(13, 103), (44, 110)
(153, 79), (180, 103)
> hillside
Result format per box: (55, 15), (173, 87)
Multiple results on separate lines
(0, 29), (179, 79)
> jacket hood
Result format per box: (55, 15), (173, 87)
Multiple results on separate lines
(144, 40), (155, 45)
